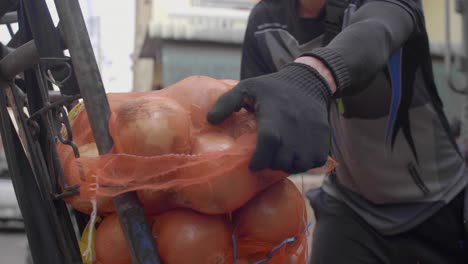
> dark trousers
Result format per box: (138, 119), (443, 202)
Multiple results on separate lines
(308, 189), (468, 264)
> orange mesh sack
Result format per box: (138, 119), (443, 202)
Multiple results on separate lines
(94, 209), (233, 264)
(58, 75), (334, 216)
(93, 180), (310, 264)
(232, 178), (309, 264)
(151, 209), (234, 264)
(94, 214), (131, 264)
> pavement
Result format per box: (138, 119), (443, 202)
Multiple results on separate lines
(0, 225), (29, 264)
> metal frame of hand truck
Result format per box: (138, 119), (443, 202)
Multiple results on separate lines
(0, 0), (161, 263)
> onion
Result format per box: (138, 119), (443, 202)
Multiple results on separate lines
(176, 164), (259, 215)
(220, 79), (239, 86)
(138, 132), (239, 214)
(192, 132), (235, 154)
(179, 132), (255, 214)
(63, 142), (99, 181)
(137, 188), (176, 214)
(233, 179), (307, 245)
(159, 75), (231, 112)
(152, 209), (232, 264)
(138, 164), (286, 215)
(64, 142), (114, 214)
(112, 96), (191, 156)
(95, 214), (131, 264)
(137, 169), (257, 215)
(157, 76), (233, 131)
(80, 142), (99, 157)
(287, 241), (306, 264)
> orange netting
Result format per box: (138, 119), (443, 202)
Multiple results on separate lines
(57, 76), (334, 264)
(94, 179), (309, 264)
(232, 179), (309, 264)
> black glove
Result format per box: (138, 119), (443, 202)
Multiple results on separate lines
(207, 63), (332, 174)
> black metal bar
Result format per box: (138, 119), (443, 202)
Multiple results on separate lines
(20, 0), (80, 96)
(22, 0), (61, 58)
(6, 81), (82, 264)
(0, 42), (71, 84)
(0, 40), (39, 80)
(14, 0), (81, 234)
(53, 0), (161, 263)
(113, 194), (163, 262)
(0, 11), (17, 24)
(0, 2), (83, 263)
(0, 82), (64, 264)
(0, 0), (18, 21)
(33, 66), (84, 263)
(6, 23), (14, 36)
(0, 32), (74, 96)
(52, 0), (111, 153)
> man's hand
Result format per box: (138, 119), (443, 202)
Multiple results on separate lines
(295, 56), (337, 93)
(207, 63), (332, 174)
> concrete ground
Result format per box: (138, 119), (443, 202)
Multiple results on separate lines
(0, 226), (29, 264)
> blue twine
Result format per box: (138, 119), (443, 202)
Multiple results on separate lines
(302, 222), (312, 234)
(253, 237), (297, 264)
(232, 234), (238, 264)
(238, 222), (312, 264)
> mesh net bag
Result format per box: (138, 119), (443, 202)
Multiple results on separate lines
(58, 76), (335, 263)
(232, 179), (309, 264)
(94, 179), (310, 264)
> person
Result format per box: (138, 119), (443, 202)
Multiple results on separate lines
(207, 0), (468, 263)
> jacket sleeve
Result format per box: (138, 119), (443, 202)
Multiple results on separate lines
(240, 4), (274, 80)
(303, 0), (425, 96)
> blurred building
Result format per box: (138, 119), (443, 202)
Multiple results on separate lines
(423, 0), (466, 122)
(133, 0), (156, 91)
(424, 0), (463, 56)
(132, 0), (255, 91)
(132, 0), (467, 122)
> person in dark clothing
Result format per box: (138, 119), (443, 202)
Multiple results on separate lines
(451, 116), (462, 140)
(207, 0), (468, 263)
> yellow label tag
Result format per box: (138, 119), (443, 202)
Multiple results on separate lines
(60, 102), (85, 139)
(79, 216), (102, 264)
(336, 98), (345, 115)
(68, 101), (85, 124)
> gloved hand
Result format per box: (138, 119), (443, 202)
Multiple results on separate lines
(207, 63), (332, 174)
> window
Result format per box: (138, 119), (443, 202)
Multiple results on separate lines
(191, 0), (255, 10)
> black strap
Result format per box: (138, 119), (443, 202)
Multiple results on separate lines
(322, 0), (368, 46)
(18, 0), (80, 95)
(0, 0), (17, 19)
(322, 0), (349, 46)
